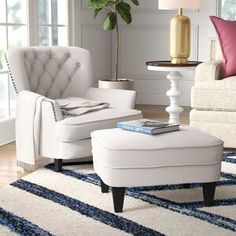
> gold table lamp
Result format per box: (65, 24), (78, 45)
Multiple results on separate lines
(159, 0), (202, 64)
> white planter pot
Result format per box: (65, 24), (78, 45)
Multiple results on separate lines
(98, 79), (134, 90)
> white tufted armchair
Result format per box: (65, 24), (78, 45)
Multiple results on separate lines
(6, 46), (142, 171)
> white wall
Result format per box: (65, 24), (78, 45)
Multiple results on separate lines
(0, 119), (15, 146)
(78, 1), (112, 87)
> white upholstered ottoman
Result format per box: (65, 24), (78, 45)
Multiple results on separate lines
(91, 126), (223, 212)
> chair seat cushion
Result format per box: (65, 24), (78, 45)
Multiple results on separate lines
(191, 76), (236, 111)
(56, 108), (142, 141)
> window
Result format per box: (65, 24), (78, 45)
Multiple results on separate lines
(0, 0), (69, 122)
(38, 0), (68, 46)
(221, 0), (236, 20)
(0, 0), (27, 120)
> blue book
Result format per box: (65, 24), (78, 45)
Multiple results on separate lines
(117, 119), (179, 135)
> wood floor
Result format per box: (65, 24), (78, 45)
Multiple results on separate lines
(0, 105), (191, 189)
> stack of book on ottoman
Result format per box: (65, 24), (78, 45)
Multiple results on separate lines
(117, 119), (179, 135)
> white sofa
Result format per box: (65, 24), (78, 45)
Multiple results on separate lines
(6, 46), (142, 171)
(190, 41), (236, 148)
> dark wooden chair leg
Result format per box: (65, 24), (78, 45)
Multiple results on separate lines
(112, 187), (125, 213)
(202, 182), (216, 206)
(54, 159), (63, 172)
(100, 179), (109, 193)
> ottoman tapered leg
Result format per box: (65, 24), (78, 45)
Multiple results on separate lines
(54, 159), (63, 172)
(203, 182), (216, 206)
(100, 179), (109, 193)
(112, 187), (125, 213)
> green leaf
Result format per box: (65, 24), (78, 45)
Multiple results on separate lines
(103, 12), (117, 30)
(117, 2), (131, 13)
(131, 0), (139, 6)
(87, 0), (109, 9)
(116, 2), (132, 24)
(94, 8), (102, 18)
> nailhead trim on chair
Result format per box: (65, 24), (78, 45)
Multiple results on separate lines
(44, 99), (58, 122)
(5, 53), (19, 94)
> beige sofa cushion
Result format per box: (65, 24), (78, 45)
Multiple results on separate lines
(190, 109), (236, 148)
(191, 76), (236, 111)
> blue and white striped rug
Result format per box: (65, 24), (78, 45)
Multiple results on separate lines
(0, 152), (236, 236)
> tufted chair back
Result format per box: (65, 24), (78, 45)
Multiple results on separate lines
(6, 46), (93, 99)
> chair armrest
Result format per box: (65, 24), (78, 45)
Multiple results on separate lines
(17, 90), (63, 122)
(42, 98), (63, 122)
(40, 98), (62, 157)
(195, 60), (223, 83)
(85, 87), (137, 109)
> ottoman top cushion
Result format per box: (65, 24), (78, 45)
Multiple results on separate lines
(91, 126), (223, 150)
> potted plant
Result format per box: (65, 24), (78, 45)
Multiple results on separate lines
(87, 0), (139, 90)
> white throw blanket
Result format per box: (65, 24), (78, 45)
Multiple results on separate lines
(56, 97), (109, 116)
(16, 91), (45, 170)
(16, 95), (109, 170)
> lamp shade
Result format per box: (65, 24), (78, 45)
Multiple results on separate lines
(158, 0), (202, 10)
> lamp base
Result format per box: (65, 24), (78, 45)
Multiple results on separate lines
(171, 58), (188, 64)
(170, 9), (190, 65)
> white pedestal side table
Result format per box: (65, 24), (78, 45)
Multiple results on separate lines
(146, 61), (201, 124)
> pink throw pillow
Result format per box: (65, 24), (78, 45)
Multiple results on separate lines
(210, 16), (236, 78)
